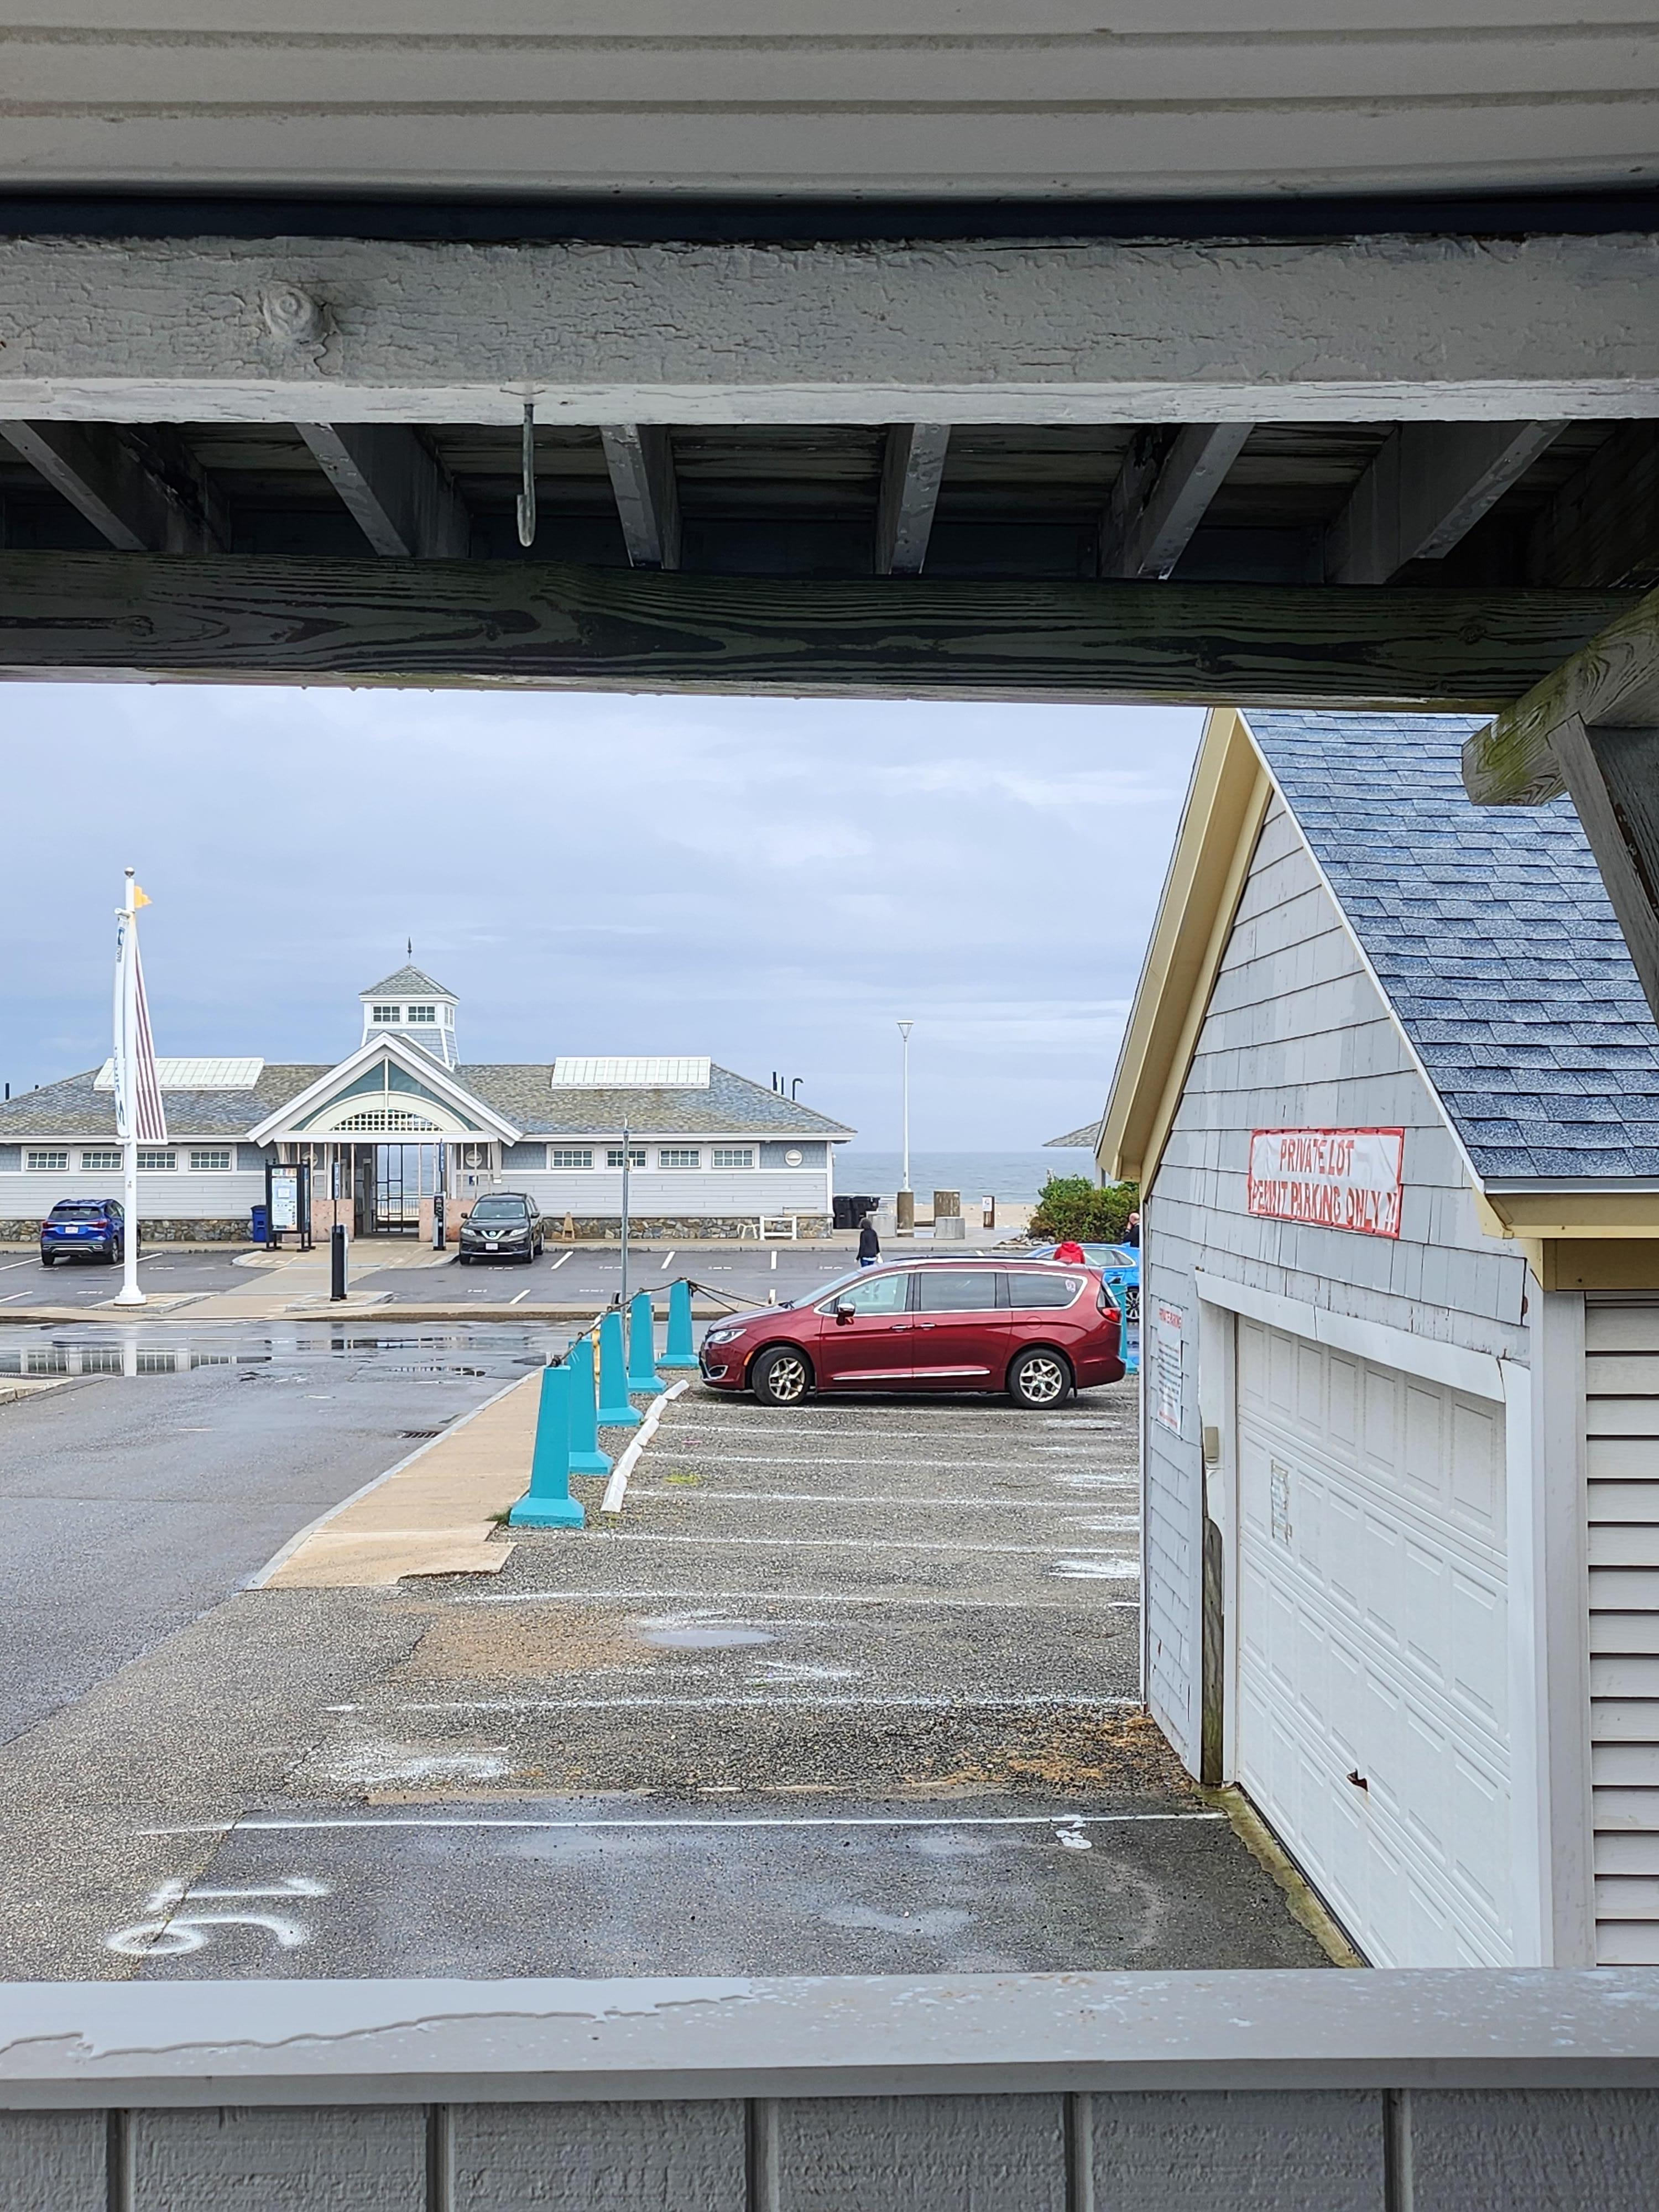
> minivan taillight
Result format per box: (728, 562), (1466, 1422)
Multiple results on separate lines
(1097, 1282), (1119, 1318)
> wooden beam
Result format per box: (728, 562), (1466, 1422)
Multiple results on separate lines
(875, 425), (950, 576)
(1100, 425), (1249, 581)
(1462, 582), (1659, 804)
(599, 426), (681, 571)
(1327, 421), (1561, 586)
(295, 424), (468, 558)
(1528, 421), (1659, 589)
(0, 552), (1629, 706)
(0, 420), (227, 553)
(3, 232), (1659, 426)
(1547, 717), (1659, 1026)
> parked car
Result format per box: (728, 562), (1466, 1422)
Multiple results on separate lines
(698, 1257), (1124, 1408)
(1029, 1241), (1140, 1374)
(39, 1198), (126, 1266)
(456, 1192), (544, 1264)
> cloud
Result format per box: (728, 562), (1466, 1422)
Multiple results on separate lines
(0, 685), (1202, 1147)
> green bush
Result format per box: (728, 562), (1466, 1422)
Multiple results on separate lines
(1027, 1174), (1139, 1244)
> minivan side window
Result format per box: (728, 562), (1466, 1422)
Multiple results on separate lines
(818, 1271), (907, 1316)
(912, 1268), (1000, 1312)
(1006, 1271), (1084, 1308)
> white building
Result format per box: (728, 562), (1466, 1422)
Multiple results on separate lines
(0, 964), (851, 1241)
(1100, 708), (1659, 1972)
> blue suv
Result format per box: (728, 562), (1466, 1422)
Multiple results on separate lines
(40, 1198), (126, 1266)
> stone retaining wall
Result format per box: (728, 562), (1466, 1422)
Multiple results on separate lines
(0, 1217), (251, 1244)
(543, 1214), (833, 1241)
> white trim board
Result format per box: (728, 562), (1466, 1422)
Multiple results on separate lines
(1192, 1268), (1509, 1402)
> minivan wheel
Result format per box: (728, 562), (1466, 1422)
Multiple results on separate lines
(1008, 1347), (1071, 1409)
(752, 1345), (812, 1406)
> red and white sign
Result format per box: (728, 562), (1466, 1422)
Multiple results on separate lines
(1247, 1126), (1405, 1240)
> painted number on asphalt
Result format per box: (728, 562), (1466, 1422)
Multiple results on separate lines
(105, 1874), (330, 1957)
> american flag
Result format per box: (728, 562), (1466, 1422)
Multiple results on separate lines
(113, 906), (168, 1145)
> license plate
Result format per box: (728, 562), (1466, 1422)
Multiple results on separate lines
(485, 1241), (499, 1250)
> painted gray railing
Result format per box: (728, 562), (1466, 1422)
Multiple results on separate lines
(3, 1970), (1659, 2209)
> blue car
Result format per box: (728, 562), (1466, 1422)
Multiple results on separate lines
(40, 1197), (127, 1266)
(1026, 1241), (1139, 1372)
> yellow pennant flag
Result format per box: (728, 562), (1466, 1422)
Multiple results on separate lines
(132, 885), (152, 909)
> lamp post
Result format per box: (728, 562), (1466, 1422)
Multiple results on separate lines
(619, 1117), (632, 1312)
(896, 1020), (915, 1237)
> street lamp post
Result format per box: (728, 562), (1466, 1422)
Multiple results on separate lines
(896, 1020), (915, 1237)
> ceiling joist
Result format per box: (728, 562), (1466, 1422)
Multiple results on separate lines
(0, 420), (227, 554)
(1099, 424), (1249, 580)
(295, 423), (468, 559)
(599, 425), (681, 571)
(875, 425), (950, 576)
(1326, 421), (1562, 586)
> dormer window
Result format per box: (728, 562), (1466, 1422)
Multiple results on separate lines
(407, 1005), (436, 1025)
(372, 1004), (400, 1024)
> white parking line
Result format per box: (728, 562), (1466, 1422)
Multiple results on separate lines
(660, 1250), (675, 1270)
(508, 1282), (537, 1305)
(450, 1588), (1142, 1610)
(647, 1452), (1126, 1472)
(394, 1692), (1143, 1713)
(629, 1489), (1131, 1510)
(549, 1251), (572, 1272)
(0, 1257), (40, 1272)
(147, 1811), (1219, 1835)
(571, 1531), (1138, 1559)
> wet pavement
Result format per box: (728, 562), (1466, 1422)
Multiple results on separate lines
(11, 1376), (1333, 1983)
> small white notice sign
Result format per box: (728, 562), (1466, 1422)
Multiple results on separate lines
(1248, 1126), (1405, 1239)
(1151, 1300), (1184, 1434)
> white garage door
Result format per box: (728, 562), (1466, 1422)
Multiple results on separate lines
(1235, 1317), (1510, 1966)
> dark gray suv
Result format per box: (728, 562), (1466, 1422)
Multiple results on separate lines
(456, 1192), (544, 1264)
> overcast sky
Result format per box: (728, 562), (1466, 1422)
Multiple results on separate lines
(1, 685), (1202, 1150)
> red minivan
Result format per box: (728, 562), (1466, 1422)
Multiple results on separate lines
(698, 1258), (1124, 1408)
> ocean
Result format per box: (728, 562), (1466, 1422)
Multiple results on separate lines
(832, 1150), (1093, 1206)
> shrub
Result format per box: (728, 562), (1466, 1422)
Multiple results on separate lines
(1027, 1174), (1139, 1244)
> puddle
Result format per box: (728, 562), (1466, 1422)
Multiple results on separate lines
(639, 1625), (776, 1650)
(1046, 1558), (1140, 1579)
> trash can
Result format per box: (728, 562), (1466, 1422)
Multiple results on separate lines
(250, 1202), (269, 1245)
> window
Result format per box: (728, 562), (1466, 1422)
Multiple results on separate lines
(190, 1148), (233, 1172)
(80, 1149), (122, 1172)
(783, 1147), (804, 1166)
(407, 1005), (436, 1025)
(658, 1147), (701, 1170)
(371, 1004), (400, 1022)
(27, 1150), (69, 1172)
(336, 1108), (440, 1133)
(550, 1147), (592, 1170)
(1006, 1271), (1084, 1310)
(137, 1149), (176, 1171)
(817, 1270), (907, 1316)
(606, 1146), (648, 1170)
(712, 1146), (755, 1170)
(914, 1267), (1001, 1313)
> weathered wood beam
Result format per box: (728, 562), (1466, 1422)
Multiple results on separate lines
(0, 420), (227, 552)
(875, 425), (950, 576)
(1100, 425), (1249, 581)
(1327, 421), (1561, 586)
(295, 424), (468, 558)
(3, 233), (1659, 425)
(1528, 421), (1659, 589)
(1548, 717), (1659, 1026)
(0, 553), (1629, 707)
(599, 426), (680, 571)
(1462, 582), (1659, 805)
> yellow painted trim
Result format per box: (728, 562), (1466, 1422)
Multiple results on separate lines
(1098, 707), (1271, 1186)
(1540, 1240), (1659, 1291)
(1484, 1192), (1659, 1238)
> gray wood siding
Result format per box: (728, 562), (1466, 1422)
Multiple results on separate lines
(1586, 1296), (1659, 1965)
(1144, 795), (1530, 1768)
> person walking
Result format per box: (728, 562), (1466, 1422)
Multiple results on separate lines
(857, 1213), (881, 1267)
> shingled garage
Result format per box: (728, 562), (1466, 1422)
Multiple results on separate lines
(1099, 707), (1659, 1969)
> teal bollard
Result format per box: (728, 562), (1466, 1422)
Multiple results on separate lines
(508, 1362), (585, 1528)
(596, 1307), (641, 1427)
(627, 1290), (666, 1394)
(566, 1332), (612, 1476)
(660, 1275), (698, 1370)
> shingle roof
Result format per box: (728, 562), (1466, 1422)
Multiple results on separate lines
(1046, 1120), (1102, 1150)
(360, 964), (454, 1000)
(1246, 711), (1659, 1181)
(0, 1058), (852, 1141)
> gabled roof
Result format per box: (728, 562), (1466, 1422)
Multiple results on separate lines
(460, 1062), (853, 1138)
(1046, 1120), (1102, 1151)
(247, 1035), (521, 1145)
(1102, 707), (1659, 1203)
(360, 964), (454, 1001)
(0, 1064), (331, 1140)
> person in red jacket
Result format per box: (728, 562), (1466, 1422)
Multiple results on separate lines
(1052, 1239), (1088, 1264)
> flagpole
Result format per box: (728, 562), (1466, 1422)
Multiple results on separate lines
(113, 868), (145, 1306)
